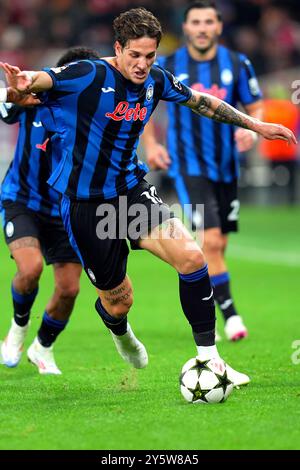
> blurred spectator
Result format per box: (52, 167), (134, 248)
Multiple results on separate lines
(260, 97), (299, 204)
(0, 0), (299, 71)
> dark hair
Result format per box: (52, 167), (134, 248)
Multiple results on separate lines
(184, 1), (222, 22)
(113, 7), (162, 48)
(56, 46), (100, 67)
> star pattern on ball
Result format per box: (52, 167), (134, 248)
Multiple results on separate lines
(190, 359), (211, 376)
(214, 369), (233, 395)
(188, 381), (208, 403)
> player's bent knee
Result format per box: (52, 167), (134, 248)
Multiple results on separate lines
(56, 284), (80, 300)
(19, 260), (43, 286)
(177, 249), (206, 275)
(204, 235), (224, 255)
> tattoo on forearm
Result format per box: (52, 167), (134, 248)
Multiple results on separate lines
(188, 94), (253, 131)
(195, 95), (211, 115)
(212, 103), (251, 129)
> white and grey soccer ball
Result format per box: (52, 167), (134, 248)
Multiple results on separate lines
(180, 357), (234, 404)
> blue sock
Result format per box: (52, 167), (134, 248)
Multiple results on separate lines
(37, 311), (68, 347)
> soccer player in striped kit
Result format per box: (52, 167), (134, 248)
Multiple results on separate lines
(143, 1), (264, 341)
(0, 48), (100, 374)
(0, 8), (295, 387)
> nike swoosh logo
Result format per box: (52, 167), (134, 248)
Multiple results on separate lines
(15, 312), (29, 318)
(176, 73), (189, 82)
(33, 121), (43, 127)
(101, 87), (115, 93)
(202, 290), (213, 301)
(220, 299), (233, 310)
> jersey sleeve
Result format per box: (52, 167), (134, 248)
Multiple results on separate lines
(0, 103), (22, 124)
(158, 66), (192, 103)
(44, 60), (97, 94)
(237, 54), (263, 105)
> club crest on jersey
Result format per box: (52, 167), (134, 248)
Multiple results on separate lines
(6, 221), (14, 238)
(146, 84), (154, 101)
(221, 69), (233, 85)
(105, 101), (148, 121)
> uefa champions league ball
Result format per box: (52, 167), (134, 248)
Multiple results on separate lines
(180, 357), (234, 404)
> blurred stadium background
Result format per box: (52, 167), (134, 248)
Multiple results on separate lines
(0, 0), (299, 205)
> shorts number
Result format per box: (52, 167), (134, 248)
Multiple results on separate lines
(227, 199), (240, 222)
(141, 186), (162, 204)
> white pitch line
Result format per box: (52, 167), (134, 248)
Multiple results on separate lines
(228, 245), (300, 267)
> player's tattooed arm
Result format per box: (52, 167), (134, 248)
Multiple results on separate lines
(186, 91), (255, 129)
(184, 90), (297, 144)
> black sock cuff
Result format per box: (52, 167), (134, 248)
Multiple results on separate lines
(95, 298), (125, 325)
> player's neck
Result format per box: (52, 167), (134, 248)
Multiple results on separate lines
(187, 43), (218, 62)
(102, 56), (118, 68)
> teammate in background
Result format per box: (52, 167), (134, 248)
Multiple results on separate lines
(0, 8), (295, 387)
(0, 47), (100, 375)
(143, 1), (264, 341)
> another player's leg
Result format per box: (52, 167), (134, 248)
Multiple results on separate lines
(139, 218), (249, 386)
(204, 228), (248, 341)
(95, 276), (148, 368)
(27, 262), (81, 375)
(59, 195), (147, 369)
(1, 237), (42, 367)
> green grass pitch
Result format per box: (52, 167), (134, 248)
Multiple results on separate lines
(0, 206), (300, 450)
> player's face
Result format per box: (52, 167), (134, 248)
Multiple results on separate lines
(183, 8), (222, 54)
(115, 37), (157, 84)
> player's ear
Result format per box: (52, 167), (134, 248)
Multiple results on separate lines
(217, 20), (223, 36)
(114, 41), (122, 57)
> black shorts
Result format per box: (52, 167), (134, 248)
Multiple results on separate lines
(1, 200), (80, 265)
(174, 175), (239, 234)
(60, 179), (174, 290)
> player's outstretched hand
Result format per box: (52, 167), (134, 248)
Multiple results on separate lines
(0, 62), (33, 92)
(146, 143), (171, 170)
(256, 122), (297, 145)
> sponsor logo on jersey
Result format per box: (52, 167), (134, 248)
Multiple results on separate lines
(191, 83), (227, 100)
(105, 102), (148, 121)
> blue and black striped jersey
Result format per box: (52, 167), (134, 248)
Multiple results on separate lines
(40, 59), (192, 200)
(0, 105), (60, 216)
(157, 45), (262, 182)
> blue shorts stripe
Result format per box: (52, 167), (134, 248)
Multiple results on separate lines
(60, 195), (84, 266)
